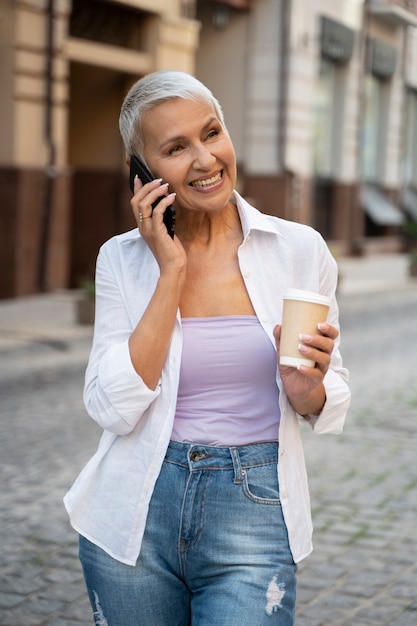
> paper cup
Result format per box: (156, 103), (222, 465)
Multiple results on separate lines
(280, 289), (331, 368)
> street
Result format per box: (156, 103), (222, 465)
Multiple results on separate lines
(0, 286), (416, 625)
(297, 288), (417, 626)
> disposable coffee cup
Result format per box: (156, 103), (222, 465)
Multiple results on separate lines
(280, 289), (331, 368)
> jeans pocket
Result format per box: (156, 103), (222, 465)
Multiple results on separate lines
(242, 463), (281, 505)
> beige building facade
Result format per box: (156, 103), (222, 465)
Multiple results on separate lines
(196, 0), (417, 254)
(0, 0), (199, 297)
(1, 0), (417, 297)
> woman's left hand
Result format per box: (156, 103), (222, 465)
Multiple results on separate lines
(273, 322), (338, 416)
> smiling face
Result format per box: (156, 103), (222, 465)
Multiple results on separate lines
(141, 98), (237, 217)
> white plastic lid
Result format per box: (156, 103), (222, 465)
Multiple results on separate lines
(283, 288), (331, 306)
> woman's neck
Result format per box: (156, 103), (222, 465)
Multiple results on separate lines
(175, 201), (242, 246)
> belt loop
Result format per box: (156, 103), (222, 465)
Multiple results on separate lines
(230, 447), (244, 484)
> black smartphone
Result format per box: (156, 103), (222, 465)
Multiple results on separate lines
(129, 155), (175, 238)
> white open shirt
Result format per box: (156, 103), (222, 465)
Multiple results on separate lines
(64, 192), (351, 566)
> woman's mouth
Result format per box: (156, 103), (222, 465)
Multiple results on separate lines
(189, 171), (222, 189)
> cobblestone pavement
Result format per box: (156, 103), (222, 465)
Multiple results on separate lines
(0, 279), (416, 625)
(296, 288), (417, 626)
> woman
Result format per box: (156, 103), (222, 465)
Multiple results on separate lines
(64, 70), (350, 625)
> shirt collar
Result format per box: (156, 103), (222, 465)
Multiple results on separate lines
(122, 190), (282, 246)
(231, 190), (283, 239)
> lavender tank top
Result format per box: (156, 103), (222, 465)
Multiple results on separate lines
(172, 316), (280, 446)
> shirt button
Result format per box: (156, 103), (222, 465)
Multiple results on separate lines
(281, 491), (288, 499)
(243, 271), (250, 279)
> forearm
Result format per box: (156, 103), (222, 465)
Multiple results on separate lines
(128, 271), (185, 389)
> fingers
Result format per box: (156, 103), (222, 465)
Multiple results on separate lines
(317, 322), (338, 340)
(274, 322), (337, 346)
(131, 177), (164, 218)
(131, 177), (175, 236)
(274, 321), (337, 375)
(298, 323), (337, 373)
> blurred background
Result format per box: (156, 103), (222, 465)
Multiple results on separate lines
(1, 0), (417, 298)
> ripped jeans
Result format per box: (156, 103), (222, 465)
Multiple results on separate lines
(79, 440), (297, 626)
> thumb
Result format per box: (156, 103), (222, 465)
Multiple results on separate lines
(273, 324), (282, 342)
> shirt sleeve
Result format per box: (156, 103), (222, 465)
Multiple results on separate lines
(301, 233), (351, 433)
(83, 243), (160, 435)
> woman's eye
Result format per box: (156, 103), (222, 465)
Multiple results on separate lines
(206, 129), (219, 140)
(168, 145), (184, 155)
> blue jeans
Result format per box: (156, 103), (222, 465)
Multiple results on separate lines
(79, 440), (297, 625)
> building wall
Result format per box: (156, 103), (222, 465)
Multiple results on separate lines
(196, 0), (365, 227)
(242, 0), (283, 176)
(196, 0), (417, 252)
(2, 0), (417, 298)
(0, 0), (199, 298)
(406, 26), (417, 88)
(0, 0), (72, 297)
(194, 3), (248, 165)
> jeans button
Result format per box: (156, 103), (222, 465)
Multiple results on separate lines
(190, 451), (201, 462)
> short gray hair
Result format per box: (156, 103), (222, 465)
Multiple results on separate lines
(119, 70), (226, 164)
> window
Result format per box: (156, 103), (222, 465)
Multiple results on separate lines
(70, 0), (149, 51)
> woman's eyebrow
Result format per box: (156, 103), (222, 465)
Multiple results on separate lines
(159, 117), (219, 150)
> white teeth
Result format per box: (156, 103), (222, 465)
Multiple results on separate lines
(190, 172), (221, 188)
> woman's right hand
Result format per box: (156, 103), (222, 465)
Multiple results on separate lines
(128, 176), (187, 389)
(131, 176), (186, 277)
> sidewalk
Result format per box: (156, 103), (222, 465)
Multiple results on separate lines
(0, 290), (92, 349)
(0, 254), (415, 355)
(336, 252), (413, 296)
(0, 291), (93, 384)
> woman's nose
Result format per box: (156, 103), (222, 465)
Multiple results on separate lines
(192, 144), (216, 169)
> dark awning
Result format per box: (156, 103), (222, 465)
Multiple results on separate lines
(361, 185), (405, 226)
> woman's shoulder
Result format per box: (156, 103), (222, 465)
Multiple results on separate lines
(98, 228), (149, 260)
(101, 228), (139, 251)
(98, 228), (155, 270)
